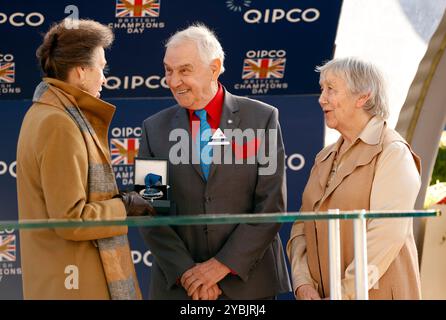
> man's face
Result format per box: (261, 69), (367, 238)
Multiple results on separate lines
(163, 41), (219, 110)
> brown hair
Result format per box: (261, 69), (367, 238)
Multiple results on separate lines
(36, 19), (114, 80)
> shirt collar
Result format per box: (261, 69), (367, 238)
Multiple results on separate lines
(317, 116), (385, 163)
(188, 82), (224, 119)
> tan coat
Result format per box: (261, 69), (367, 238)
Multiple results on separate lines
(288, 119), (421, 299)
(16, 78), (127, 299)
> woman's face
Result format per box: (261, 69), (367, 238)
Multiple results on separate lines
(318, 71), (360, 132)
(81, 47), (107, 98)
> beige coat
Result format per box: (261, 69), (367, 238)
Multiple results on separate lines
(16, 79), (128, 299)
(288, 119), (421, 299)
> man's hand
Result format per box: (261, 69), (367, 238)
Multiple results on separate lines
(295, 284), (321, 300)
(181, 258), (231, 298)
(190, 283), (222, 300)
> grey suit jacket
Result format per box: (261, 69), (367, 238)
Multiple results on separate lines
(139, 89), (291, 299)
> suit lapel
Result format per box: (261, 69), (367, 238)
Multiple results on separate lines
(316, 141), (340, 192)
(208, 90), (240, 181)
(305, 142), (339, 211)
(171, 107), (205, 181)
(313, 153), (335, 210)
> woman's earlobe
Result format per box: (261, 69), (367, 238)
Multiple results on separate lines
(357, 93), (371, 108)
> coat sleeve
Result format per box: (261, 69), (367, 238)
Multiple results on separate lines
(287, 221), (318, 297)
(341, 141), (421, 299)
(214, 107), (287, 281)
(37, 113), (127, 241)
(138, 118), (196, 289)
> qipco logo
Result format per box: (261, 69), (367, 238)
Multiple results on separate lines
(0, 161), (16, 178)
(0, 12), (45, 27)
(0, 54), (14, 62)
(286, 154), (305, 171)
(244, 8), (320, 24)
(246, 50), (286, 59)
(111, 127), (142, 138)
(0, 228), (14, 235)
(104, 75), (169, 90)
(132, 250), (153, 267)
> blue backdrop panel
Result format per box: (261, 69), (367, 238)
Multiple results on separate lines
(0, 100), (27, 299)
(1, 0), (342, 99)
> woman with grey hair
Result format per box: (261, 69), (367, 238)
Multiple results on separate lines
(287, 57), (422, 300)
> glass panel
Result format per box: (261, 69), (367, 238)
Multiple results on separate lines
(1, 210), (439, 230)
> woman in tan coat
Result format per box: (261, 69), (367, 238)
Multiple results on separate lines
(16, 19), (154, 299)
(287, 57), (422, 300)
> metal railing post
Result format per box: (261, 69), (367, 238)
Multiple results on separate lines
(328, 208), (342, 300)
(354, 209), (369, 300)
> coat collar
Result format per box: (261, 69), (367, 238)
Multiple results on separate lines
(33, 78), (116, 164)
(316, 116), (385, 163)
(41, 78), (116, 125)
(312, 117), (386, 209)
(357, 116), (385, 145)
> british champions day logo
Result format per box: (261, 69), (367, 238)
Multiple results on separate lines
(242, 56), (285, 80)
(0, 62), (14, 83)
(110, 127), (142, 187)
(235, 50), (288, 94)
(111, 138), (139, 165)
(0, 235), (16, 262)
(0, 53), (21, 95)
(0, 229), (21, 282)
(110, 0), (165, 34)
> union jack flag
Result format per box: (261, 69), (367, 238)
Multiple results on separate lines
(115, 0), (160, 18)
(110, 138), (139, 165)
(242, 58), (286, 79)
(0, 62), (15, 83)
(0, 235), (16, 262)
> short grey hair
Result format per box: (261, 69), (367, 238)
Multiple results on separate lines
(165, 23), (225, 75)
(316, 57), (389, 120)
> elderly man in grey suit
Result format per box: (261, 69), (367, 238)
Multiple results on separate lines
(139, 23), (291, 300)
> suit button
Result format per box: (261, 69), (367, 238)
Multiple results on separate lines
(205, 196), (211, 203)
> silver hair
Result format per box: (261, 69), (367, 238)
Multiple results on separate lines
(165, 23), (225, 75)
(316, 57), (389, 120)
